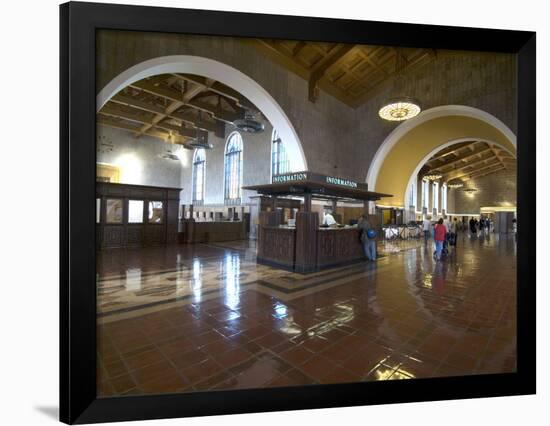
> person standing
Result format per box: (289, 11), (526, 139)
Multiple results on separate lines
(358, 214), (377, 261)
(450, 217), (458, 247)
(469, 217), (477, 236)
(422, 215), (431, 243)
(434, 218), (447, 261)
(323, 209), (338, 227)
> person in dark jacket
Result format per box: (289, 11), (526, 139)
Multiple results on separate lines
(469, 217), (477, 236)
(358, 214), (377, 261)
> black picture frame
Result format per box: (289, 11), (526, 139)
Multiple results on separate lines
(60, 1), (536, 424)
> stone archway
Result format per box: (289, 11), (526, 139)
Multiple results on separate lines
(365, 105), (516, 208)
(97, 55), (308, 171)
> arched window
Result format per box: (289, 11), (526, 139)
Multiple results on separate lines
(408, 180), (417, 210)
(224, 132), (243, 204)
(433, 182), (439, 214)
(192, 148), (206, 204)
(422, 179), (430, 210)
(271, 129), (289, 178)
(441, 183), (447, 213)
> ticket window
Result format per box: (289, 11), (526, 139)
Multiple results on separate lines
(128, 200), (144, 224)
(105, 198), (123, 224)
(148, 201), (164, 224)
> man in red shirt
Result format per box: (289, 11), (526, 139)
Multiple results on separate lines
(434, 218), (447, 260)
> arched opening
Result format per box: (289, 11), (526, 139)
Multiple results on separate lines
(366, 105), (516, 209)
(97, 55), (307, 171)
(224, 131), (243, 205)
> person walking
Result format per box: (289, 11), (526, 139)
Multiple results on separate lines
(358, 214), (377, 261)
(434, 218), (447, 261)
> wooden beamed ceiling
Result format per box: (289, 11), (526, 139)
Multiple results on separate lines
(97, 74), (256, 144)
(249, 39), (435, 107)
(420, 141), (516, 183)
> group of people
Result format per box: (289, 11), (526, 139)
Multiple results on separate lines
(468, 216), (492, 236)
(422, 215), (459, 261)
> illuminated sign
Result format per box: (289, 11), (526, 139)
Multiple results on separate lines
(272, 172), (308, 183)
(325, 176), (358, 188)
(272, 172), (365, 190)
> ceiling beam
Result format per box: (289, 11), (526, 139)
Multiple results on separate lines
(97, 115), (189, 144)
(488, 144), (508, 170)
(441, 157), (501, 180)
(426, 146), (493, 172)
(292, 40), (307, 57)
(348, 50), (435, 108)
(130, 79), (241, 123)
(249, 39), (356, 106)
(135, 80), (205, 137)
(100, 103), (156, 126)
(308, 44), (356, 102)
(450, 162), (507, 182)
(100, 102), (198, 139)
(110, 94), (219, 133)
(463, 166), (506, 181)
(171, 74), (256, 110)
(426, 141), (478, 164)
(250, 39), (311, 80)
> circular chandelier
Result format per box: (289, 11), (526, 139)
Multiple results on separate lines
(463, 187), (478, 193)
(378, 97), (421, 121)
(447, 179), (464, 188)
(423, 173), (442, 181)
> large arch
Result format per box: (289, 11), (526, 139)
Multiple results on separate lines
(97, 55), (308, 171)
(365, 105), (516, 208)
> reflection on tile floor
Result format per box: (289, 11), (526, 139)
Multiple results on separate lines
(97, 233), (517, 397)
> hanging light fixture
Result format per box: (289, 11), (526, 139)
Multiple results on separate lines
(447, 179), (464, 188)
(463, 187), (478, 193)
(379, 49), (421, 122)
(423, 173), (442, 181)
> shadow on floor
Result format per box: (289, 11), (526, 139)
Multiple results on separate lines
(34, 406), (58, 421)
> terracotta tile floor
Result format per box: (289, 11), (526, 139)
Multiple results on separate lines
(97, 232), (517, 397)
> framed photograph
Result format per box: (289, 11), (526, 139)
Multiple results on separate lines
(60, 1), (536, 423)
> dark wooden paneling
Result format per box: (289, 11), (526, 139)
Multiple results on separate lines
(96, 182), (181, 249)
(258, 227), (296, 268)
(294, 212), (319, 273)
(145, 225), (166, 245)
(102, 225), (124, 248)
(317, 228), (364, 267)
(188, 221), (247, 243)
(126, 225), (144, 246)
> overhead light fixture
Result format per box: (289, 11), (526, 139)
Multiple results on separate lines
(160, 150), (179, 161)
(423, 173), (442, 181)
(379, 49), (421, 122)
(233, 109), (265, 133)
(183, 127), (213, 150)
(379, 97), (421, 121)
(463, 187), (478, 193)
(447, 179), (464, 188)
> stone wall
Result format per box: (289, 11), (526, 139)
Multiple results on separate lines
(96, 126), (183, 189)
(352, 51), (516, 182)
(179, 122), (273, 205)
(448, 168), (517, 214)
(96, 31), (516, 204)
(97, 31), (356, 179)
